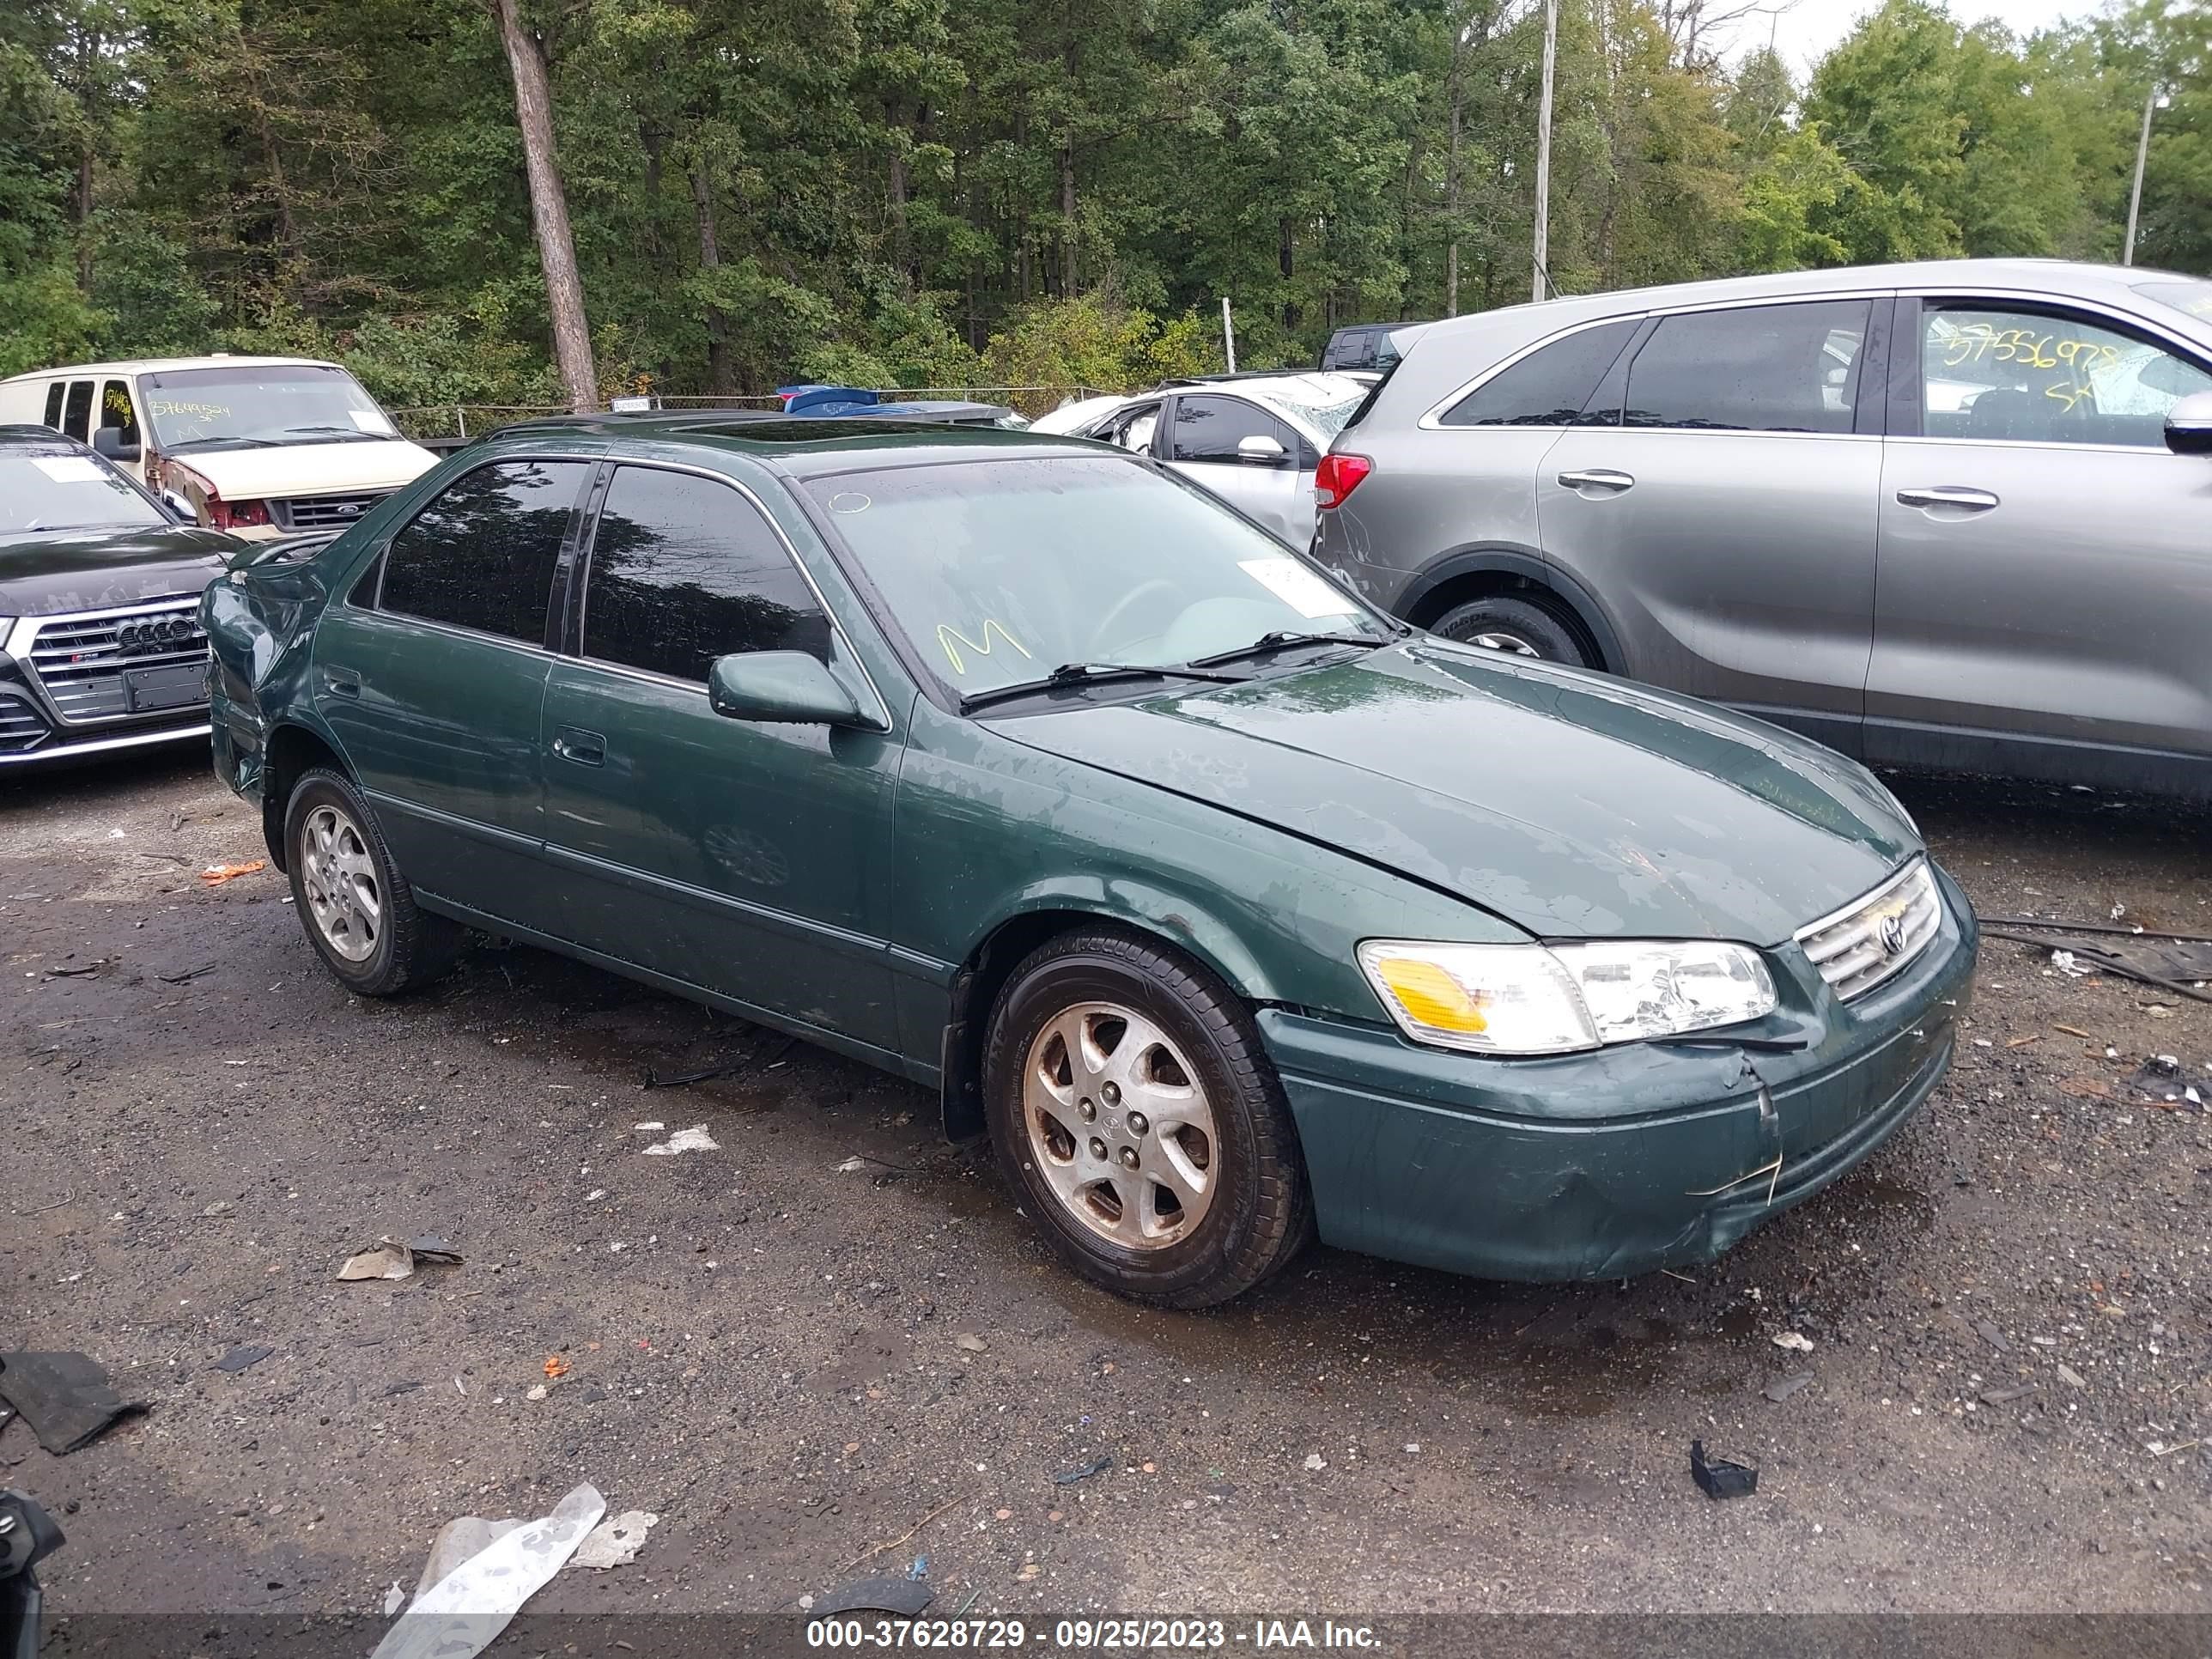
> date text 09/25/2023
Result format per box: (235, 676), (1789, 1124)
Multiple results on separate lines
(805, 1617), (1383, 1650)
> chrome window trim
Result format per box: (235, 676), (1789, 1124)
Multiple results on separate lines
(572, 457), (892, 733)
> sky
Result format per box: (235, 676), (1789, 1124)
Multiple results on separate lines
(1738, 0), (2105, 74)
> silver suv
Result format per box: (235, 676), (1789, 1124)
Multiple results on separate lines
(1314, 259), (2212, 800)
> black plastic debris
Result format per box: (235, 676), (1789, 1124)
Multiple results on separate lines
(815, 1575), (933, 1617)
(212, 1346), (274, 1375)
(0, 1488), (66, 1659)
(2124, 1055), (2197, 1106)
(0, 1353), (147, 1455)
(1054, 1456), (1112, 1486)
(1689, 1439), (1758, 1500)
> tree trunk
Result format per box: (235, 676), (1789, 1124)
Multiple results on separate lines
(76, 142), (94, 290)
(1279, 216), (1298, 333)
(1443, 74), (1464, 315)
(690, 164), (733, 398)
(1059, 143), (1077, 296)
(487, 0), (597, 411)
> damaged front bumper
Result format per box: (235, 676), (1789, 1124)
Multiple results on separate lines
(1262, 865), (1978, 1283)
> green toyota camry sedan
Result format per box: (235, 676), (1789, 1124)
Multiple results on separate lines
(204, 415), (1976, 1306)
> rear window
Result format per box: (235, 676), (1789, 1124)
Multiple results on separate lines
(1441, 320), (1639, 427)
(2136, 278), (2212, 326)
(1623, 300), (1869, 434)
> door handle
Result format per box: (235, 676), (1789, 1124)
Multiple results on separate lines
(550, 726), (605, 767)
(1558, 468), (1635, 493)
(1895, 485), (1999, 512)
(320, 665), (362, 699)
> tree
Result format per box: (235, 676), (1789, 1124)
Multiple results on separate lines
(486, 0), (595, 408)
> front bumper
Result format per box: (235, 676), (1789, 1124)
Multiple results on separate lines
(1261, 865), (1978, 1283)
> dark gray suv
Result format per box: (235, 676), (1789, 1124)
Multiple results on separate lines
(1313, 259), (2212, 800)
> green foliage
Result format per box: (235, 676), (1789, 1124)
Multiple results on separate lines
(982, 295), (1223, 392)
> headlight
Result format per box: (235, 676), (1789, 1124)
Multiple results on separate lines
(1358, 938), (1778, 1055)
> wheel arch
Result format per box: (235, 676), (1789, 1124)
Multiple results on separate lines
(258, 721), (355, 871)
(1398, 547), (1623, 673)
(936, 892), (1278, 1143)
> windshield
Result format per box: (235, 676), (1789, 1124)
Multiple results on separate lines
(142, 364), (401, 450)
(0, 451), (165, 534)
(1252, 375), (1370, 441)
(805, 455), (1389, 700)
(2136, 278), (2212, 329)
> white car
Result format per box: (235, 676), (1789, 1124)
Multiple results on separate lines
(1033, 372), (1374, 547)
(0, 356), (438, 539)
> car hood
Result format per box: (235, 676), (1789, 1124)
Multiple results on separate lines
(992, 641), (1919, 945)
(160, 438), (436, 498)
(0, 524), (239, 617)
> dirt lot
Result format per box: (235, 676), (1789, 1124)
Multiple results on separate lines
(4, 750), (2211, 1628)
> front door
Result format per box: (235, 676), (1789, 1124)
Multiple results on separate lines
(312, 455), (592, 927)
(538, 461), (903, 1054)
(1163, 392), (1311, 546)
(1539, 296), (1886, 751)
(1865, 297), (2212, 778)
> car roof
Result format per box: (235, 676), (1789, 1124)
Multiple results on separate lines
(478, 414), (1107, 479)
(0, 355), (343, 383)
(0, 422), (93, 454)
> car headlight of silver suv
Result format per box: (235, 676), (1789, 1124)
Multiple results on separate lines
(1358, 938), (1778, 1055)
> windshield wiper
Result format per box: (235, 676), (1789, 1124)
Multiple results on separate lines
(276, 425), (382, 441)
(161, 435), (278, 451)
(1184, 629), (1396, 670)
(959, 660), (1247, 714)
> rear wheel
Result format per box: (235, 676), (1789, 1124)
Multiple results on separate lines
(1431, 595), (1591, 666)
(983, 928), (1311, 1307)
(284, 767), (460, 996)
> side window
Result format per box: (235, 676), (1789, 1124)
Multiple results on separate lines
(581, 465), (830, 684)
(1168, 395), (1297, 465)
(41, 382), (65, 428)
(61, 380), (94, 442)
(1918, 304), (2212, 447)
(1441, 319), (1639, 427)
(1624, 301), (1869, 434)
(1094, 399), (1160, 453)
(100, 380), (139, 447)
(379, 459), (587, 643)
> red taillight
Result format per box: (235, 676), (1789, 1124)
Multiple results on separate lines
(209, 496), (270, 530)
(1314, 452), (1371, 509)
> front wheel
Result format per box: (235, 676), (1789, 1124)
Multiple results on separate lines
(284, 767), (460, 996)
(982, 928), (1312, 1307)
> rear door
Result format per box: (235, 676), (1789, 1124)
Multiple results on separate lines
(312, 455), (592, 927)
(538, 461), (904, 1052)
(1162, 392), (1310, 545)
(1867, 295), (2212, 778)
(1539, 296), (1887, 751)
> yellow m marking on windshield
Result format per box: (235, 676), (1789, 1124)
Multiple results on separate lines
(938, 619), (1033, 677)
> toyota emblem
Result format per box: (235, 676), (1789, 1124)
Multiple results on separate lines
(1877, 915), (1907, 957)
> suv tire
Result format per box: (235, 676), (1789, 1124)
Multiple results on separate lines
(1431, 595), (1591, 666)
(283, 766), (462, 996)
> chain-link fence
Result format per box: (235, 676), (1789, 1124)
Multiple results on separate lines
(386, 386), (1116, 443)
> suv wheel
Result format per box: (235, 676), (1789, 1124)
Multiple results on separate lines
(284, 767), (461, 996)
(1432, 595), (1591, 666)
(982, 928), (1312, 1308)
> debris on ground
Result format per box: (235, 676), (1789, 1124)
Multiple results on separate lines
(543, 1357), (570, 1379)
(1763, 1372), (1814, 1403)
(0, 1351), (148, 1455)
(337, 1236), (464, 1282)
(1979, 923), (2212, 1006)
(2057, 1364), (2088, 1389)
(814, 1574), (933, 1617)
(1689, 1439), (1759, 1501)
(1056, 1456), (1113, 1485)
(382, 1582), (405, 1616)
(198, 860), (266, 885)
(572, 1509), (657, 1570)
(211, 1345), (274, 1374)
(1974, 1319), (2011, 1352)
(642, 1033), (797, 1090)
(1771, 1331), (1814, 1353)
(2124, 1054), (2197, 1106)
(1981, 1384), (2037, 1406)
(525, 1384), (548, 1401)
(640, 1125), (720, 1156)
(1302, 1453), (1327, 1472)
(953, 1334), (987, 1353)
(370, 1483), (603, 1659)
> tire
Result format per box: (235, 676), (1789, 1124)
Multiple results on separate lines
(982, 927), (1312, 1308)
(283, 766), (461, 996)
(1431, 594), (1592, 665)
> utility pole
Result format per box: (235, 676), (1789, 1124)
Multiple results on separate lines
(2124, 83), (2167, 267)
(1221, 297), (1237, 374)
(1533, 0), (1558, 303)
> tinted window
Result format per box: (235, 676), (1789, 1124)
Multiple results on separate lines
(1624, 301), (1868, 434)
(1441, 319), (1638, 427)
(582, 466), (830, 683)
(379, 459), (586, 642)
(100, 380), (139, 447)
(41, 382), (64, 427)
(61, 380), (94, 442)
(1919, 304), (2212, 447)
(1169, 395), (1297, 465)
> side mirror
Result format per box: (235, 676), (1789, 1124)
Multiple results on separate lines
(708, 650), (865, 726)
(93, 426), (142, 464)
(2165, 391), (2212, 457)
(1236, 434), (1289, 467)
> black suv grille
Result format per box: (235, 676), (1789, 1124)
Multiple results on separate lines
(25, 599), (210, 724)
(0, 689), (48, 753)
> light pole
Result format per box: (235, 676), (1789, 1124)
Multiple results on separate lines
(2124, 84), (2170, 267)
(1532, 0), (1558, 302)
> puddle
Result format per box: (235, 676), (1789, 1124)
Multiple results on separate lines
(1839, 1175), (1936, 1233)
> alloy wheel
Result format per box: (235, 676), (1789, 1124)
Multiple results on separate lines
(299, 802), (381, 963)
(1468, 630), (1542, 657)
(1023, 1000), (1218, 1249)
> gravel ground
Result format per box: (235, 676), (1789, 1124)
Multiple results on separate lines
(3, 750), (2210, 1624)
